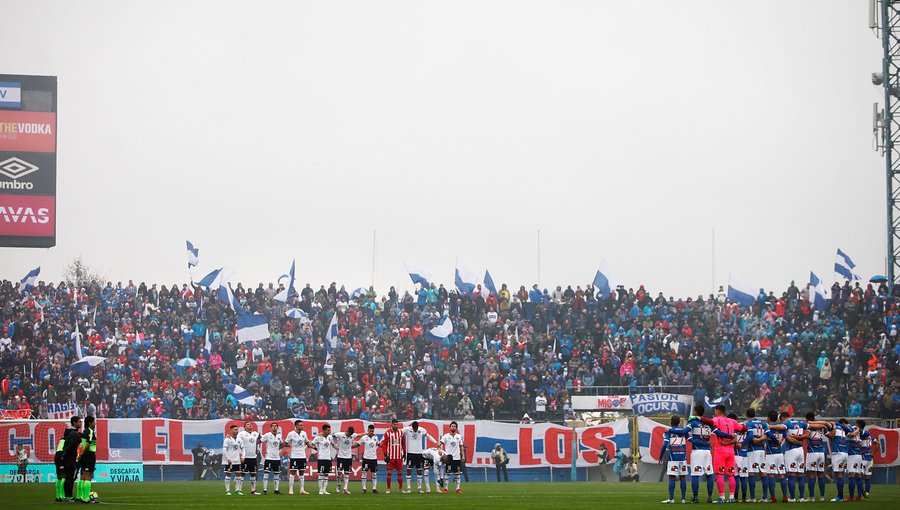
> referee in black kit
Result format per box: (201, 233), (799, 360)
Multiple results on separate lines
(60, 416), (83, 501)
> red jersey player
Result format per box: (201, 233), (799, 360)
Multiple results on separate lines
(380, 418), (405, 493)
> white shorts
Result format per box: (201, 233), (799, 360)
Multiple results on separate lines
(690, 450), (714, 476)
(805, 452), (825, 472)
(862, 459), (872, 476)
(848, 455), (863, 475)
(766, 453), (786, 476)
(736, 456), (749, 478)
(784, 448), (805, 474)
(666, 460), (688, 477)
(748, 450), (766, 474)
(830, 452), (848, 474)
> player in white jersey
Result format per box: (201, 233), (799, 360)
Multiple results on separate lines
(422, 447), (446, 493)
(311, 423), (336, 495)
(284, 420), (311, 495)
(403, 421), (438, 493)
(440, 421), (464, 494)
(332, 427), (359, 494)
(237, 421), (261, 495)
(222, 425), (244, 496)
(354, 424), (381, 493)
(259, 422), (283, 495)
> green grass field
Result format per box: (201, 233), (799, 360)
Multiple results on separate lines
(3, 481), (898, 509)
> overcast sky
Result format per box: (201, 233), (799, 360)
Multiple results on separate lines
(0, 0), (888, 296)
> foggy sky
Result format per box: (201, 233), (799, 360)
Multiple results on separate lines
(0, 0), (888, 297)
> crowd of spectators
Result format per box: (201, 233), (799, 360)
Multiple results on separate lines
(1, 275), (898, 422)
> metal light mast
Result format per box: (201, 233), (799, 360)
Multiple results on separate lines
(874, 0), (900, 284)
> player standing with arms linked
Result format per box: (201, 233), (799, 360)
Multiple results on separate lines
(857, 420), (874, 500)
(332, 426), (359, 494)
(744, 409), (768, 503)
(311, 423), (335, 495)
(826, 418), (854, 502)
(686, 405), (715, 503)
(804, 413), (829, 502)
(237, 421), (261, 495)
(658, 415), (690, 503)
(355, 424), (381, 493)
(284, 420), (310, 495)
(696, 404), (742, 503)
(74, 416), (98, 503)
(260, 422), (283, 495)
(223, 425), (245, 496)
(380, 418), (405, 493)
(403, 421), (437, 493)
(440, 421), (464, 494)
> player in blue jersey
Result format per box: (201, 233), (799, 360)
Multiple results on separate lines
(826, 418), (856, 502)
(659, 415), (691, 503)
(846, 421), (864, 501)
(856, 420), (873, 500)
(725, 413), (751, 503)
(804, 413), (829, 502)
(762, 411), (789, 503)
(744, 408), (769, 503)
(687, 405), (715, 503)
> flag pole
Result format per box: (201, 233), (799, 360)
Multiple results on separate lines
(537, 229), (541, 287)
(372, 229), (376, 289)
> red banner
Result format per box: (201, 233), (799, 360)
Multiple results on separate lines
(0, 194), (54, 237)
(0, 111), (56, 153)
(0, 410), (31, 420)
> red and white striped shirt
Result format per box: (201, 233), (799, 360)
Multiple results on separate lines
(380, 428), (405, 460)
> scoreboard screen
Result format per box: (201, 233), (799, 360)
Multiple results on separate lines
(0, 74), (57, 248)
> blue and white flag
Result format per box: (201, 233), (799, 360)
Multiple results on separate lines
(196, 267), (233, 290)
(834, 248), (861, 281)
(429, 316), (453, 339)
(274, 260), (297, 303)
(73, 323), (84, 360)
(809, 271), (830, 312)
(405, 263), (432, 287)
(454, 267), (479, 294)
(217, 284), (244, 314)
(186, 241), (199, 268)
(225, 383), (256, 406)
(593, 260), (615, 299)
(203, 328), (212, 354)
(18, 267), (40, 296)
(236, 313), (270, 342)
(704, 393), (731, 410)
(727, 272), (759, 307)
(484, 270), (497, 295)
(350, 287), (366, 300)
(325, 311), (339, 352)
(70, 356), (105, 376)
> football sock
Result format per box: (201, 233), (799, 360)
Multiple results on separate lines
(787, 476), (795, 499)
(691, 476), (700, 498)
(262, 473), (268, 492)
(225, 474), (231, 492)
(865, 477), (870, 494)
(669, 479), (676, 499)
(748, 477), (756, 500)
(728, 476), (735, 498)
(680, 478), (686, 498)
(715, 475), (725, 498)
(818, 477), (826, 497)
(706, 475), (714, 497)
(836, 476), (844, 498)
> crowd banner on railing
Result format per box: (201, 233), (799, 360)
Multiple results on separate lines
(571, 395), (631, 411)
(46, 403), (79, 420)
(0, 410), (31, 420)
(630, 393), (693, 416)
(638, 417), (900, 467)
(0, 418), (630, 468)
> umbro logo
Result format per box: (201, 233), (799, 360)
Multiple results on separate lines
(0, 157), (39, 180)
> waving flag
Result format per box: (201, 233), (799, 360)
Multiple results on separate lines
(73, 323), (84, 360)
(225, 383), (256, 406)
(18, 267), (40, 296)
(325, 311), (339, 351)
(484, 270), (497, 295)
(835, 248), (861, 281)
(70, 356), (105, 376)
(186, 241), (199, 268)
(286, 307), (308, 319)
(203, 328), (212, 354)
(236, 313), (269, 342)
(405, 263), (432, 287)
(274, 260), (297, 303)
(455, 267), (479, 294)
(217, 284), (244, 314)
(196, 267), (233, 290)
(809, 271), (830, 312)
(727, 272), (759, 307)
(428, 316), (453, 339)
(593, 259), (615, 299)
(350, 287), (367, 300)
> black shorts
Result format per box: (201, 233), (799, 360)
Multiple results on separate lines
(406, 452), (424, 468)
(447, 459), (461, 473)
(78, 452), (96, 473)
(423, 456), (435, 469)
(241, 457), (258, 473)
(289, 458), (306, 471)
(54, 453), (65, 478)
(362, 459), (378, 473)
(224, 462), (242, 473)
(264, 459), (281, 473)
(317, 460), (332, 475)
(336, 458), (352, 473)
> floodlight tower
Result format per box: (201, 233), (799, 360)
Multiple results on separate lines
(873, 0), (900, 285)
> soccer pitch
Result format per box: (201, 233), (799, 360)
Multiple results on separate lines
(3, 482), (899, 509)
